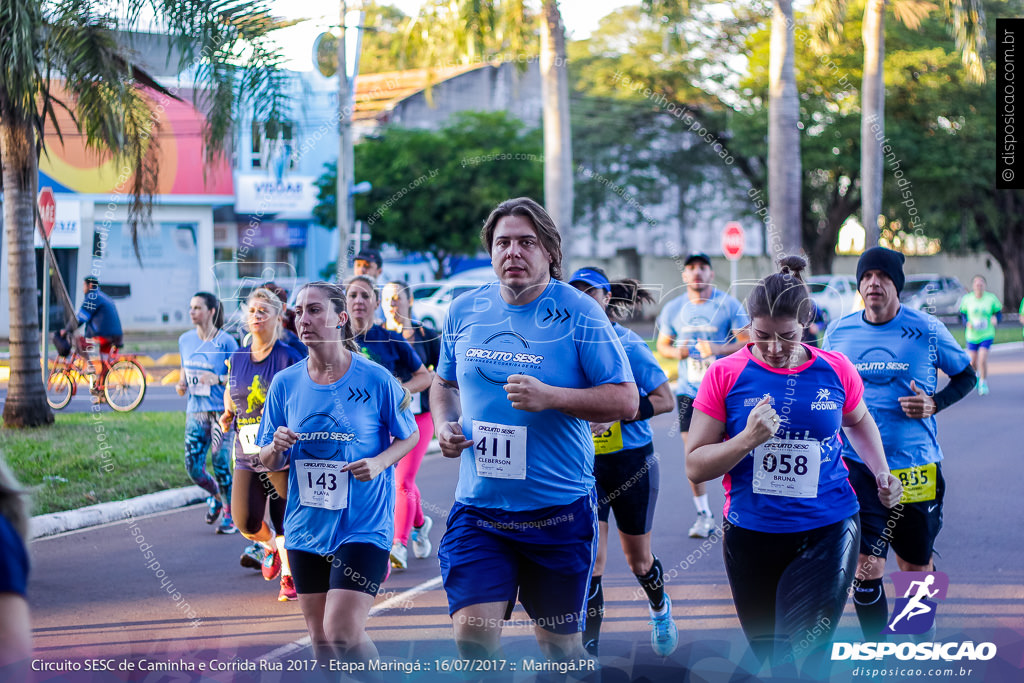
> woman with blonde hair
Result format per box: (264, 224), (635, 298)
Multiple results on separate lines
(221, 288), (303, 600)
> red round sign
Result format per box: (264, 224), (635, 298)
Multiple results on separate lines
(722, 221), (745, 261)
(38, 186), (57, 239)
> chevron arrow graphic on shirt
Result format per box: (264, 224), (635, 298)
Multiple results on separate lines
(347, 387), (371, 403)
(900, 327), (922, 340)
(543, 307), (571, 323)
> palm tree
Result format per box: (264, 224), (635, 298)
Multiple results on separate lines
(813, 0), (986, 247)
(1, 0), (287, 428)
(768, 0), (802, 256)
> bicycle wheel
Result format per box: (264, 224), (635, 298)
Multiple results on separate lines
(104, 359), (147, 412)
(46, 370), (75, 410)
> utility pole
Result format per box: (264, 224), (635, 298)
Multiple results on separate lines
(335, 0), (353, 283)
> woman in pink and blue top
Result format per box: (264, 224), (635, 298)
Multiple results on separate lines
(686, 256), (902, 676)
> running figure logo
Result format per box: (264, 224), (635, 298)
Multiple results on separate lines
(883, 571), (949, 634)
(816, 388), (830, 401)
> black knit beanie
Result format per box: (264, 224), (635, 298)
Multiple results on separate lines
(857, 247), (906, 294)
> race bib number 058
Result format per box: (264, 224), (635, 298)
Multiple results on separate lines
(296, 460), (349, 510)
(472, 420), (527, 480)
(752, 439), (822, 498)
(892, 463), (937, 503)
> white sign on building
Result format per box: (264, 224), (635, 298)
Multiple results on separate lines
(234, 174), (318, 215)
(34, 198), (81, 248)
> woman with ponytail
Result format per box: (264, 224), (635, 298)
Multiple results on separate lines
(686, 256), (901, 676)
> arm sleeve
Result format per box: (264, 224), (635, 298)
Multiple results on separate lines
(574, 307), (634, 386)
(436, 309), (459, 382)
(933, 364), (977, 413)
(75, 291), (97, 325)
(692, 361), (731, 423)
(384, 374), (417, 440)
(823, 350), (865, 414)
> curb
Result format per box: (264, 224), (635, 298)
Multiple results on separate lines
(30, 485), (207, 540)
(29, 441), (444, 540)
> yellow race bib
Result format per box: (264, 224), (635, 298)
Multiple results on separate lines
(892, 463), (938, 504)
(592, 422), (624, 455)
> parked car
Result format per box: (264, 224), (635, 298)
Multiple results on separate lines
(900, 274), (967, 317)
(806, 274), (860, 323)
(411, 276), (490, 328)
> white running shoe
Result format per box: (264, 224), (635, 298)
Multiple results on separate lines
(390, 541), (408, 570)
(688, 512), (716, 539)
(411, 516), (433, 559)
(649, 595), (679, 656)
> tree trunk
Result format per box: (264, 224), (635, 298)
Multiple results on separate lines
(2, 119), (54, 427)
(541, 1), (574, 235)
(861, 0), (886, 248)
(768, 0), (802, 259)
(975, 191), (1024, 311)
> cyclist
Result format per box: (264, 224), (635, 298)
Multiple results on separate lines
(430, 197), (637, 663)
(958, 275), (1002, 395)
(568, 267), (677, 657)
(687, 256), (901, 675)
(58, 277), (123, 399)
(345, 276), (432, 571)
(176, 292), (239, 534)
(382, 280), (442, 564)
(656, 253), (749, 538)
(257, 281), (418, 668)
(221, 288), (303, 600)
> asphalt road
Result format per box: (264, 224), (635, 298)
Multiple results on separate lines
(0, 383), (185, 414)
(23, 346), (1024, 683)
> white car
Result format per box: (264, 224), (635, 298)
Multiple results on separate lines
(411, 275), (491, 328)
(806, 274), (860, 323)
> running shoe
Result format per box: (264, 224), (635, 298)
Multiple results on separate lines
(649, 595), (679, 657)
(205, 497), (223, 525)
(262, 548), (282, 581)
(978, 380), (989, 396)
(411, 515), (433, 559)
(390, 541), (408, 570)
(216, 516), (237, 534)
(278, 575), (297, 602)
(688, 512), (715, 539)
(240, 543), (264, 570)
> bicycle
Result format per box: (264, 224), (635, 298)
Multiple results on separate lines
(46, 341), (147, 412)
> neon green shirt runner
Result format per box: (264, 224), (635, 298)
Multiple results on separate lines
(959, 291), (1001, 344)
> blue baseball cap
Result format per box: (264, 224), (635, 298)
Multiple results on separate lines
(568, 268), (611, 293)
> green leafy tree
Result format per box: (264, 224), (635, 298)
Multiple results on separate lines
(315, 111), (543, 278)
(1, 0), (287, 428)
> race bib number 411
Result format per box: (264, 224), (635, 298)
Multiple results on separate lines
(472, 420), (527, 480)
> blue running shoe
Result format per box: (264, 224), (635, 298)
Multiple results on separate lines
(649, 595), (679, 656)
(205, 497), (222, 525)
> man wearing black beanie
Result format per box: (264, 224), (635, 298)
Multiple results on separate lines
(824, 246), (976, 640)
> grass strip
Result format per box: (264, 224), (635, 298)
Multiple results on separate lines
(1, 412), (190, 515)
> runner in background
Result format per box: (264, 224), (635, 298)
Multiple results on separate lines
(257, 282), (418, 669)
(958, 275), (1002, 395)
(0, 453), (32, 677)
(431, 197), (637, 664)
(260, 281), (307, 358)
(176, 292), (238, 534)
(656, 253), (749, 538)
(687, 256), (901, 676)
(345, 276), (432, 571)
(825, 247), (975, 640)
(568, 267), (677, 658)
(221, 288), (302, 600)
(382, 280), (441, 564)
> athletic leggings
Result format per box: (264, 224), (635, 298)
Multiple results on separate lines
(184, 411), (232, 505)
(723, 515), (859, 670)
(394, 412), (433, 545)
(231, 469), (288, 537)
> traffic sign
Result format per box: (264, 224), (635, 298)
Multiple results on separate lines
(722, 221), (745, 261)
(38, 186), (57, 239)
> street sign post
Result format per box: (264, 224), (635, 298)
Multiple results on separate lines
(722, 221), (745, 287)
(38, 187), (56, 381)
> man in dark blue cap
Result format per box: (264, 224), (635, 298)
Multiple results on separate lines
(824, 246), (976, 640)
(656, 252), (749, 538)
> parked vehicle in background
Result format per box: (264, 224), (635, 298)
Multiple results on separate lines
(411, 275), (490, 328)
(900, 275), (968, 317)
(806, 274), (859, 323)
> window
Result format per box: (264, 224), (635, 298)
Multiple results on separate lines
(251, 121), (296, 171)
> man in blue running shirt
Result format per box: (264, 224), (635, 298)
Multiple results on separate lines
(430, 197), (638, 664)
(825, 246), (976, 639)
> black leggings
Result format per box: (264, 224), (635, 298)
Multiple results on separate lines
(231, 469), (288, 537)
(723, 515), (859, 672)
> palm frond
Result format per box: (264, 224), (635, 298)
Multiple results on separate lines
(890, 0), (938, 30)
(939, 0), (987, 84)
(808, 0), (849, 52)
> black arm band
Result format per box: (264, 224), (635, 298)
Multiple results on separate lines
(625, 395), (655, 423)
(933, 365), (977, 413)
